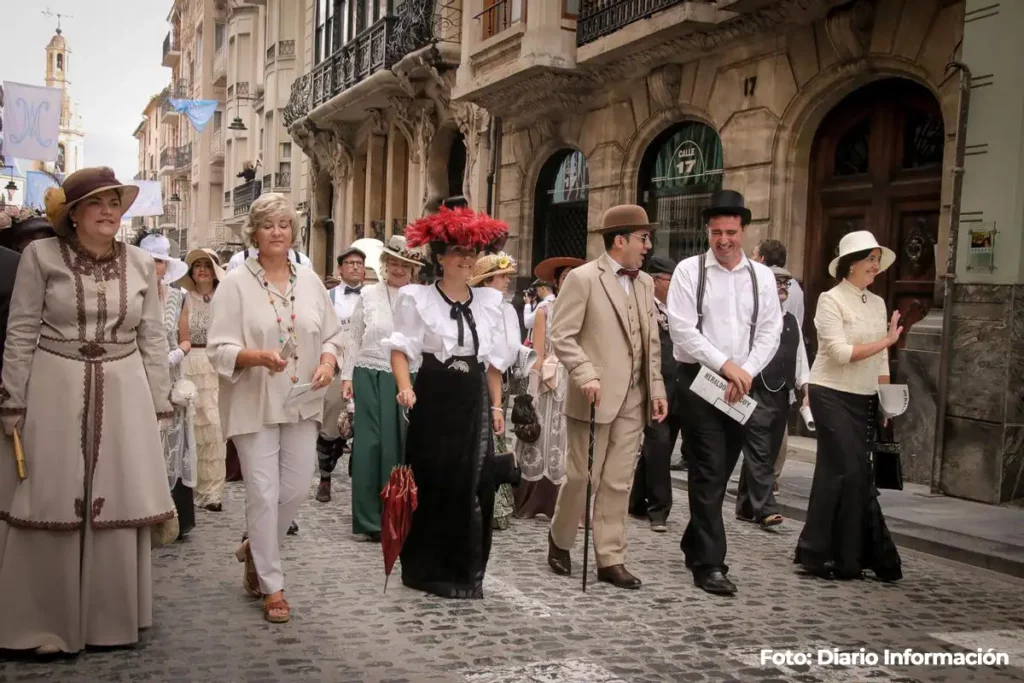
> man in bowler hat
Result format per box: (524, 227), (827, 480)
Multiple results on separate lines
(546, 204), (668, 589)
(665, 189), (782, 595)
(628, 254), (679, 532)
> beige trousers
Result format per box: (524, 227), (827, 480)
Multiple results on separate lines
(550, 385), (646, 568)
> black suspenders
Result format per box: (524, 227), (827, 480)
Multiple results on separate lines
(695, 253), (759, 353)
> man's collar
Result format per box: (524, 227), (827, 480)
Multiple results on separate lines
(604, 252), (627, 273)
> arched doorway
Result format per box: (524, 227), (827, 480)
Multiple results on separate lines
(448, 132), (466, 199)
(637, 121), (724, 263)
(532, 149), (589, 270)
(804, 78), (944, 376)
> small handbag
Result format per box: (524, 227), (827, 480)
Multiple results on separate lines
(170, 378), (198, 407)
(510, 394), (541, 444)
(871, 440), (903, 490)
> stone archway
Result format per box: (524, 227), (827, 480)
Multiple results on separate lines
(424, 122), (462, 214)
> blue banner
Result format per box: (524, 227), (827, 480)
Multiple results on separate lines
(23, 170), (59, 210)
(169, 99), (219, 133)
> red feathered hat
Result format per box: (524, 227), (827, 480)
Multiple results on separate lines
(404, 206), (508, 251)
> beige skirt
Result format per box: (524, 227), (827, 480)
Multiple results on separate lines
(0, 522), (152, 653)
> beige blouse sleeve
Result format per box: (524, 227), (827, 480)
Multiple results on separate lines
(813, 292), (854, 364)
(318, 282), (344, 363)
(0, 242), (46, 421)
(136, 257), (173, 416)
(207, 274), (247, 383)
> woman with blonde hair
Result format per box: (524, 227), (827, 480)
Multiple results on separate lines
(208, 192), (344, 623)
(341, 235), (424, 540)
(0, 167), (175, 653)
(177, 248), (229, 512)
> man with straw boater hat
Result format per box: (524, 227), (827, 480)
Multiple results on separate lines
(665, 189), (782, 596)
(546, 204), (668, 590)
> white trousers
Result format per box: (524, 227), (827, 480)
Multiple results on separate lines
(233, 420), (318, 594)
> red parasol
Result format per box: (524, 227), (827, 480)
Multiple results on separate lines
(380, 464), (418, 592)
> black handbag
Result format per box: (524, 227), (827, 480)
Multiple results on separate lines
(510, 394), (538, 426)
(871, 440), (903, 490)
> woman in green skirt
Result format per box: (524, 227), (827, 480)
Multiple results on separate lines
(340, 235), (424, 540)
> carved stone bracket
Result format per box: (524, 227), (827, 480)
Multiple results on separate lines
(825, 0), (875, 63)
(648, 63), (682, 111)
(367, 108), (388, 136)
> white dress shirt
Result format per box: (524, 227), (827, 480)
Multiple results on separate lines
(330, 281), (362, 329)
(666, 249), (782, 376)
(226, 247), (313, 272)
(605, 254), (633, 295)
(523, 294), (555, 330)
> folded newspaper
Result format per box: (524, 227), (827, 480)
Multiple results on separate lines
(877, 384), (910, 418)
(689, 366), (758, 425)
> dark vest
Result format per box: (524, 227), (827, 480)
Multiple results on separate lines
(655, 302), (676, 384)
(758, 311), (799, 392)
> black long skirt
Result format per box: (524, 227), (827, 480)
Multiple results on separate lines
(400, 354), (495, 599)
(794, 385), (902, 581)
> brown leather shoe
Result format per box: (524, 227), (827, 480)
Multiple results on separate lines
(597, 564), (642, 589)
(547, 532), (571, 576)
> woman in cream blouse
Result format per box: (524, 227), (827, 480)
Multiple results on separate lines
(208, 193), (344, 623)
(795, 230), (903, 583)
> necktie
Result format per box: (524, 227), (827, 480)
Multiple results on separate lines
(436, 284), (479, 354)
(344, 286), (362, 295)
(617, 268), (640, 280)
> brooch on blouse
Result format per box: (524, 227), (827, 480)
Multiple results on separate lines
(448, 360), (471, 374)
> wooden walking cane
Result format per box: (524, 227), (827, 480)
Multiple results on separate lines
(12, 427), (27, 481)
(582, 402), (595, 592)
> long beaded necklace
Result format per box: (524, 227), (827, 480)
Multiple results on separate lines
(258, 262), (300, 384)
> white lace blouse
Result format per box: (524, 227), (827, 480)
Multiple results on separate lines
(340, 282), (420, 379)
(383, 284), (517, 372)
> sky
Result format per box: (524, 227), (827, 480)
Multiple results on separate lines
(1, 0), (171, 182)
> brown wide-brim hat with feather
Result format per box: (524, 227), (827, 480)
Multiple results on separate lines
(44, 167), (140, 237)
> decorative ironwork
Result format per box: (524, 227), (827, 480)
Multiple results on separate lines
(278, 40), (296, 58)
(577, 0), (714, 46)
(224, 190), (231, 204)
(834, 119), (870, 176)
(275, 171), (291, 187)
(648, 192), (712, 263)
(162, 31), (179, 59)
(233, 180), (257, 216)
(283, 2), (460, 126)
(392, 218), (407, 235)
(266, 43), (276, 61)
(353, 223), (365, 240)
(162, 203), (178, 225)
(371, 220), (386, 242)
(476, 0), (522, 41)
(903, 110), (943, 170)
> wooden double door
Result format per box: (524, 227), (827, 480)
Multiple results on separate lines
(804, 79), (945, 378)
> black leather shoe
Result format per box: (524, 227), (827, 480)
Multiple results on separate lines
(547, 533), (571, 576)
(597, 564), (642, 589)
(800, 561), (836, 580)
(287, 521), (299, 536)
(694, 570), (737, 595)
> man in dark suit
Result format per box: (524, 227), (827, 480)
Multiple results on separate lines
(0, 246), (20, 373)
(629, 255), (679, 532)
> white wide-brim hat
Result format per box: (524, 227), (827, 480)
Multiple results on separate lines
(139, 233), (189, 284)
(828, 230), (896, 278)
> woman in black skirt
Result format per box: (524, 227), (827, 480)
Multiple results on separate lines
(795, 230), (904, 582)
(384, 208), (516, 599)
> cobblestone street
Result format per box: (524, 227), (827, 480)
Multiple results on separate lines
(2, 474), (1023, 683)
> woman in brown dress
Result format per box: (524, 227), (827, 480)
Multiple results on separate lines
(0, 167), (176, 654)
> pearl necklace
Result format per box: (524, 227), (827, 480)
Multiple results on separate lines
(258, 264), (299, 384)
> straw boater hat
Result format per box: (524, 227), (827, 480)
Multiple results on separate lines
(177, 248), (226, 293)
(828, 231), (896, 278)
(469, 251), (517, 286)
(0, 206), (56, 250)
(534, 256), (586, 285)
(43, 167), (140, 237)
(138, 233), (189, 284)
(592, 204), (659, 234)
(380, 234), (425, 268)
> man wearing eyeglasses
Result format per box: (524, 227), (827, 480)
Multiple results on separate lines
(546, 204), (668, 591)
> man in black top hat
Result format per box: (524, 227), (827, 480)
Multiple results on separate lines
(665, 189), (782, 596)
(629, 254), (679, 531)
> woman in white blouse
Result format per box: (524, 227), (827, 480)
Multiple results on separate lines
(208, 193), (344, 623)
(340, 235), (424, 541)
(383, 208), (516, 599)
(795, 231), (903, 582)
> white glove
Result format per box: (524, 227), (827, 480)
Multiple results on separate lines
(168, 348), (185, 367)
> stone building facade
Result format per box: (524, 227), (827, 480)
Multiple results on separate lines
(284, 0), (1022, 505)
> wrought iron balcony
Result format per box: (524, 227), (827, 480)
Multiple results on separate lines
(392, 218), (408, 236)
(162, 31), (181, 67)
(278, 39), (296, 58)
(283, 1), (461, 126)
(161, 203), (178, 226)
(233, 180), (257, 216)
(213, 44), (227, 83)
(275, 171), (291, 188)
(262, 173), (272, 188)
(577, 0), (715, 46)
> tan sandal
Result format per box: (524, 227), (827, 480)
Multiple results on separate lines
(263, 594), (290, 623)
(760, 514), (784, 528)
(234, 540), (262, 598)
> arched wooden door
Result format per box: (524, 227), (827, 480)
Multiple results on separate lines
(805, 79), (945, 378)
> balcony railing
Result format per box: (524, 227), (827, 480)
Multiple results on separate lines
(278, 39), (295, 58)
(283, 2), (461, 126)
(477, 0), (525, 40)
(162, 203), (178, 225)
(275, 171), (291, 188)
(233, 180), (257, 216)
(262, 173), (273, 188)
(392, 217), (407, 235)
(353, 223), (365, 240)
(170, 78), (188, 98)
(213, 44), (227, 83)
(577, 0), (712, 46)
(162, 31), (181, 65)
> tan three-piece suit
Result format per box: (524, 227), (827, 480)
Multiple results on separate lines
(548, 252), (666, 568)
